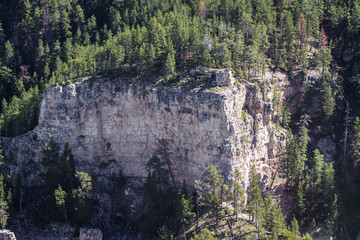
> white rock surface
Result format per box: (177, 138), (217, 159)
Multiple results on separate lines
(0, 230), (16, 240)
(0, 70), (286, 189)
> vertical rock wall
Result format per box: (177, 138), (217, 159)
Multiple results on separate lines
(0, 71), (286, 187)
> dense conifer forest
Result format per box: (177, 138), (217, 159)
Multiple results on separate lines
(0, 0), (359, 239)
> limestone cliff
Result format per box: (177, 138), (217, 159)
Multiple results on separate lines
(0, 69), (286, 188)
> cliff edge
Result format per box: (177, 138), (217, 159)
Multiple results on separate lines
(0, 69), (286, 188)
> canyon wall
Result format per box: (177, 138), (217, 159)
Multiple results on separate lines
(0, 70), (286, 187)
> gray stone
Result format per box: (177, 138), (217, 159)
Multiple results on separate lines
(0, 69), (287, 193)
(317, 137), (336, 162)
(79, 228), (102, 240)
(0, 230), (16, 240)
(343, 48), (355, 63)
(215, 69), (234, 87)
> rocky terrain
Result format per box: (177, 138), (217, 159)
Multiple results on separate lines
(0, 69), (287, 189)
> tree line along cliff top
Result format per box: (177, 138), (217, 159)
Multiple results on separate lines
(0, 0), (359, 137)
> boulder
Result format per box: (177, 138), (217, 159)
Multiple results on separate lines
(215, 69), (234, 87)
(79, 228), (102, 240)
(0, 230), (16, 240)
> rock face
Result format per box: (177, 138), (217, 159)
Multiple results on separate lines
(79, 228), (102, 240)
(0, 230), (16, 240)
(214, 69), (235, 87)
(0, 70), (286, 188)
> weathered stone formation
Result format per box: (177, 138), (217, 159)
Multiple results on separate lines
(0, 69), (286, 188)
(0, 230), (16, 240)
(79, 228), (102, 240)
(214, 69), (235, 87)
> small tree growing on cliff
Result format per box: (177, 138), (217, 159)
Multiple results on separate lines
(72, 171), (92, 205)
(0, 146), (3, 164)
(54, 185), (67, 221)
(41, 138), (60, 193)
(71, 171), (93, 225)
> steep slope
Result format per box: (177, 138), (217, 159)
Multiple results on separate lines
(0, 69), (286, 188)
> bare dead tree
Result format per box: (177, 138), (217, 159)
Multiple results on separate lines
(343, 103), (352, 184)
(156, 139), (177, 191)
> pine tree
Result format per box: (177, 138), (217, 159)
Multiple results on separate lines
(315, 28), (332, 76)
(320, 80), (335, 120)
(62, 38), (73, 63)
(163, 48), (176, 77)
(195, 164), (225, 227)
(229, 169), (244, 222)
(282, 130), (302, 187)
(295, 182), (306, 226)
(191, 228), (216, 240)
(72, 4), (85, 30)
(61, 10), (72, 40)
(263, 192), (286, 233)
(248, 165), (264, 236)
(59, 143), (76, 195)
(0, 21), (4, 45)
(177, 191), (195, 240)
(3, 41), (14, 68)
(41, 138), (60, 193)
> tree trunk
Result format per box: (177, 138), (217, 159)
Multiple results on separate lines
(19, 187), (22, 215)
(183, 225), (186, 240)
(64, 209), (68, 222)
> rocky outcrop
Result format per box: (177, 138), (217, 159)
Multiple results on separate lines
(0, 230), (16, 240)
(79, 228), (102, 240)
(214, 69), (235, 87)
(0, 69), (286, 188)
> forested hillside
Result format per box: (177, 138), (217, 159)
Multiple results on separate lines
(0, 0), (358, 137)
(0, 0), (359, 239)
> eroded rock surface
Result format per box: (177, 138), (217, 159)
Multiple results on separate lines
(0, 230), (16, 240)
(0, 70), (286, 188)
(79, 228), (102, 240)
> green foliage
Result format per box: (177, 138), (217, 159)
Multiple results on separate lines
(263, 192), (286, 233)
(72, 171), (92, 204)
(141, 155), (175, 238)
(254, 82), (260, 93)
(0, 175), (10, 230)
(240, 134), (249, 144)
(281, 129), (305, 188)
(54, 185), (66, 209)
(41, 138), (61, 193)
(240, 112), (248, 120)
(248, 165), (264, 231)
(281, 104), (291, 129)
(0, 0), (357, 236)
(60, 143), (76, 195)
(0, 146), (3, 165)
(0, 0), (351, 141)
(282, 126), (338, 230)
(41, 140), (93, 223)
(0, 87), (42, 137)
(229, 170), (244, 221)
(254, 122), (259, 132)
(319, 80), (335, 120)
(191, 228), (217, 240)
(54, 185), (67, 220)
(195, 164), (226, 226)
(350, 117), (360, 163)
(315, 46), (332, 77)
